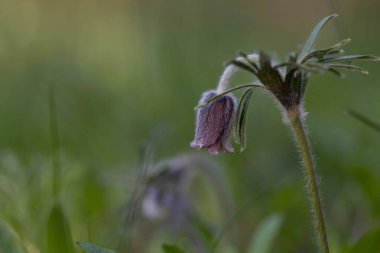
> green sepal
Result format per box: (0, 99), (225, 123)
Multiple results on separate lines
(234, 88), (254, 151)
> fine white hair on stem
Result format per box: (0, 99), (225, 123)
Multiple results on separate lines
(216, 64), (238, 94)
(216, 53), (260, 94)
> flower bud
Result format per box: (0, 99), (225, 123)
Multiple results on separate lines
(191, 90), (237, 155)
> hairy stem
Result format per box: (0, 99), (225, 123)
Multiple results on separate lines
(216, 53), (260, 94)
(288, 108), (329, 253)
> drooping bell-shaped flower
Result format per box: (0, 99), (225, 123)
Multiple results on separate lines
(191, 90), (237, 155)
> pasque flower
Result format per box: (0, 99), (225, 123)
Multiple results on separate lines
(191, 14), (379, 253)
(193, 15), (379, 153)
(191, 90), (237, 155)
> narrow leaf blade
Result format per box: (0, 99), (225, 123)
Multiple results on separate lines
(47, 204), (74, 253)
(247, 214), (284, 253)
(327, 68), (344, 77)
(0, 222), (28, 253)
(162, 244), (187, 253)
(77, 242), (116, 253)
(234, 88), (253, 151)
(321, 54), (380, 63)
(301, 38), (351, 63)
(347, 108), (380, 133)
(297, 14), (338, 63)
(327, 64), (368, 74)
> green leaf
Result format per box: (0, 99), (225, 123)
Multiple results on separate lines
(327, 68), (344, 77)
(348, 227), (380, 253)
(303, 49), (342, 64)
(47, 204), (74, 253)
(247, 214), (284, 253)
(77, 242), (116, 253)
(297, 14), (338, 63)
(0, 222), (28, 253)
(321, 54), (380, 63)
(301, 38), (351, 63)
(234, 88), (253, 151)
(304, 62), (330, 72)
(162, 244), (187, 253)
(327, 64), (368, 74)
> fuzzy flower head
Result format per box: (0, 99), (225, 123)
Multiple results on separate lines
(191, 90), (237, 155)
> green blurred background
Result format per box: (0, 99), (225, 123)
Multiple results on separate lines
(0, 0), (379, 252)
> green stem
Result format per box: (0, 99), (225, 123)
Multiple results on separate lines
(49, 83), (60, 199)
(289, 108), (329, 253)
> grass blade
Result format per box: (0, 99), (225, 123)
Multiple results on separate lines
(117, 130), (163, 252)
(47, 204), (74, 253)
(162, 244), (187, 253)
(297, 14), (338, 64)
(247, 214), (284, 253)
(77, 242), (116, 253)
(347, 108), (380, 133)
(0, 222), (29, 253)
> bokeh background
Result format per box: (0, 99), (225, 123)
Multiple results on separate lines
(0, 0), (379, 252)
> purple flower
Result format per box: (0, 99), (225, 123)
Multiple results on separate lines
(191, 90), (237, 155)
